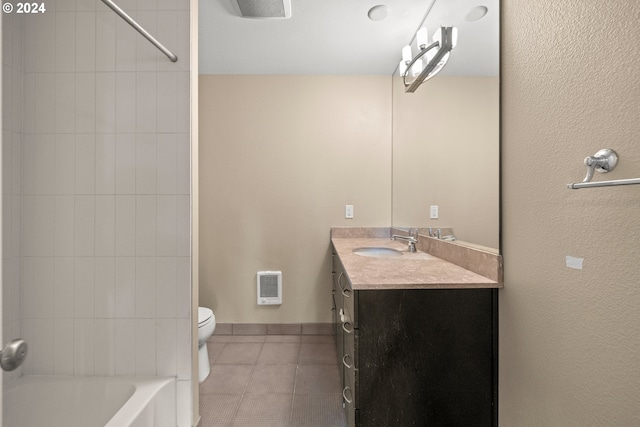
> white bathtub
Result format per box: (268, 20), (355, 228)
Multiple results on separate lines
(4, 375), (176, 427)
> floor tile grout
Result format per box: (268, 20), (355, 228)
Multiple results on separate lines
(200, 335), (346, 427)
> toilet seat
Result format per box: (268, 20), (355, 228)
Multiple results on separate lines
(198, 307), (213, 326)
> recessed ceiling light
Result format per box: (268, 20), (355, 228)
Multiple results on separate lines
(465, 5), (488, 22)
(368, 5), (389, 22)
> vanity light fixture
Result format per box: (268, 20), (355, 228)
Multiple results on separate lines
(400, 26), (458, 93)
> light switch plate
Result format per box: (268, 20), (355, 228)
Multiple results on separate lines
(345, 205), (354, 219)
(430, 205), (439, 219)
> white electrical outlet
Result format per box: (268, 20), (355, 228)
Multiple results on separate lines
(345, 205), (354, 219)
(430, 205), (439, 219)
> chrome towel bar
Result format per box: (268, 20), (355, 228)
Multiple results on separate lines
(567, 148), (640, 189)
(567, 178), (640, 189)
(101, 0), (178, 62)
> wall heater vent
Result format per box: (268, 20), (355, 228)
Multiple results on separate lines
(257, 271), (282, 305)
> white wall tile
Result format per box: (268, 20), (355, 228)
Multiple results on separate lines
(176, 195), (190, 256)
(135, 12), (158, 71)
(20, 318), (35, 374)
(136, 133), (157, 194)
(135, 319), (156, 376)
(35, 14), (56, 73)
(136, 72), (157, 132)
(176, 133), (190, 194)
(176, 257), (190, 319)
(21, 258), (35, 319)
(33, 257), (55, 318)
(95, 196), (115, 256)
(115, 19), (136, 72)
(156, 72), (177, 132)
(115, 195), (136, 256)
(55, 195), (75, 256)
(55, 73), (76, 133)
(76, 73), (96, 133)
(115, 133), (136, 194)
(74, 195), (95, 255)
(35, 73), (56, 133)
(156, 13), (178, 73)
(176, 72), (190, 133)
(114, 319), (136, 376)
(74, 257), (95, 318)
(53, 318), (75, 375)
(95, 257), (115, 317)
(156, 318), (177, 376)
(94, 319), (115, 376)
(76, 12), (96, 71)
(157, 256), (177, 318)
(115, 257), (136, 318)
(56, 12), (76, 72)
(96, 12), (116, 72)
(136, 195), (156, 255)
(75, 134), (96, 194)
(33, 319), (54, 374)
(24, 134), (55, 195)
(77, 0), (97, 11)
(54, 257), (75, 317)
(157, 133), (177, 194)
(96, 73), (116, 132)
(176, 11), (191, 73)
(74, 318), (95, 375)
(96, 134), (116, 194)
(157, 195), (176, 256)
(135, 257), (156, 317)
(23, 196), (55, 256)
(55, 134), (76, 194)
(22, 73), (35, 131)
(116, 72), (136, 132)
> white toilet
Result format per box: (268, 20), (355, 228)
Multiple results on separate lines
(198, 306), (216, 383)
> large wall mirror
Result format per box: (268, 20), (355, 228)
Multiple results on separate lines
(392, 0), (500, 251)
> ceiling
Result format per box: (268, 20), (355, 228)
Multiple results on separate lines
(198, 0), (499, 76)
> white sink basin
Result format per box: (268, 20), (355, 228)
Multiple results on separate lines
(352, 247), (403, 258)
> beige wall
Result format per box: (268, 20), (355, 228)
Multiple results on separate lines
(199, 75), (391, 323)
(501, 0), (640, 425)
(392, 75), (499, 249)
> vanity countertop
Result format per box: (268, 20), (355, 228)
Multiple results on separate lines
(332, 237), (501, 290)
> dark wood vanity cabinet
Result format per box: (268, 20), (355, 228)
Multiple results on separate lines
(332, 251), (498, 427)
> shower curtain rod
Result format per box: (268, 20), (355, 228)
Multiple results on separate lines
(101, 0), (178, 62)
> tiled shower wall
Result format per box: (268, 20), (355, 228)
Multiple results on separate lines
(3, 0), (193, 424)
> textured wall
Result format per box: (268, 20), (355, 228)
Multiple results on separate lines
(501, 0), (640, 424)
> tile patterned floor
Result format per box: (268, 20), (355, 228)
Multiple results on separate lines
(199, 334), (348, 427)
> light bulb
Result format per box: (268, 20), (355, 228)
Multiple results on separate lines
(416, 27), (429, 49)
(451, 27), (458, 48)
(399, 60), (408, 76)
(402, 45), (412, 63)
(411, 60), (422, 77)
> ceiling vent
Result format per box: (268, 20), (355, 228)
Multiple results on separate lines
(232, 0), (292, 19)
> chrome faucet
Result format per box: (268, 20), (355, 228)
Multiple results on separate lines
(391, 229), (417, 253)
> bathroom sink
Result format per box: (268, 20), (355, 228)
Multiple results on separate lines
(352, 247), (403, 258)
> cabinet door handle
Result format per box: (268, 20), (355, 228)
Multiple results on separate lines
(342, 321), (353, 334)
(342, 353), (353, 369)
(337, 272), (345, 291)
(341, 287), (351, 298)
(342, 386), (353, 404)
